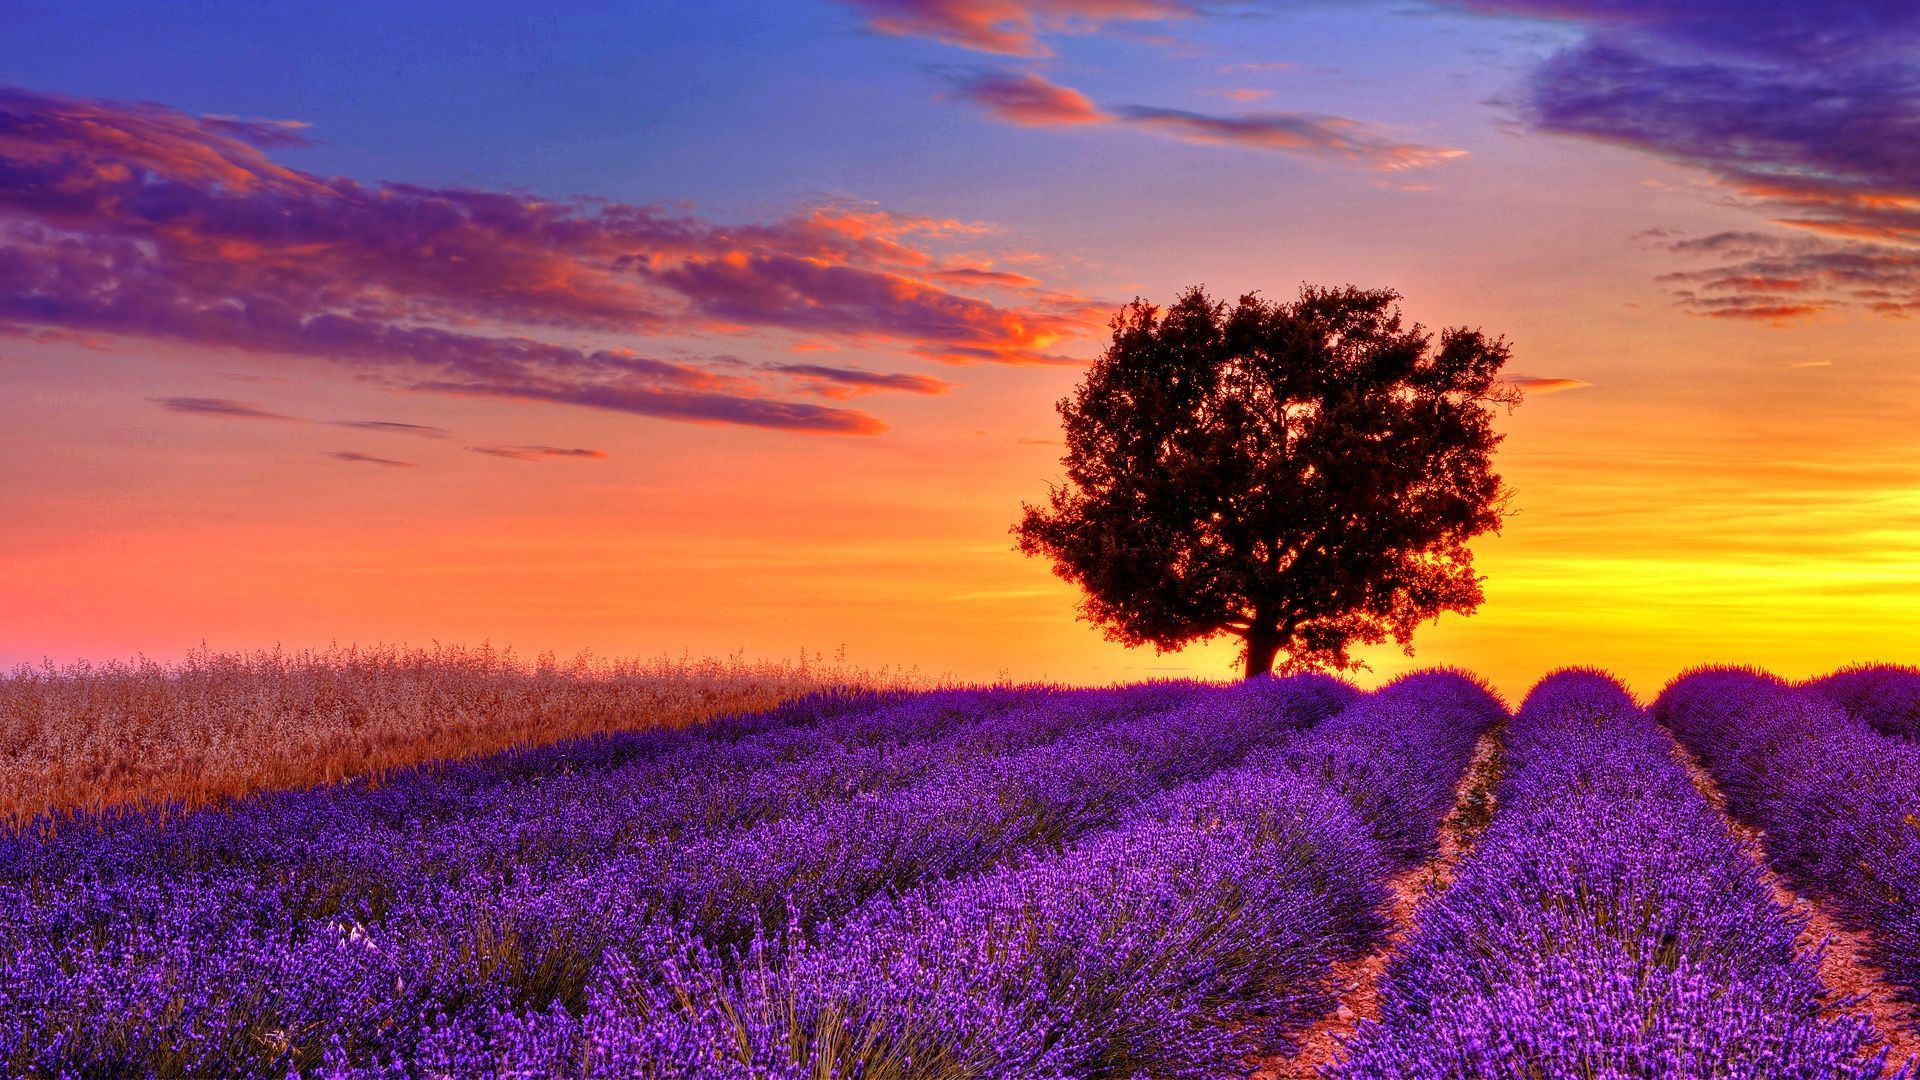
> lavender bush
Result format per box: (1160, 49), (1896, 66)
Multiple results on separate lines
(0, 677), (1344, 1076)
(564, 670), (1502, 1078)
(1339, 670), (1887, 1079)
(1659, 668), (1920, 1039)
(1805, 664), (1920, 740)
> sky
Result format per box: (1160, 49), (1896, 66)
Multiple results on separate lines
(3, 0), (1918, 700)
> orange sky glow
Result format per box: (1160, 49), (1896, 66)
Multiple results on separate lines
(4, 1), (1918, 702)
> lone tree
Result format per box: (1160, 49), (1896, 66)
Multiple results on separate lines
(1015, 284), (1518, 680)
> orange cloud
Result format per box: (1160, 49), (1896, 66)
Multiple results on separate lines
(1116, 106), (1467, 170)
(1503, 375), (1592, 394)
(943, 69), (1465, 172)
(839, 0), (1193, 56)
(946, 70), (1108, 125)
(768, 363), (955, 398)
(0, 85), (1106, 436)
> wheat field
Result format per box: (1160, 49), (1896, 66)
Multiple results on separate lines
(0, 642), (902, 828)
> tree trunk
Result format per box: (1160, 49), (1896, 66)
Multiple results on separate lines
(1242, 627), (1282, 680)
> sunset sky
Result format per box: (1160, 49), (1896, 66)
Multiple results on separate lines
(4, 0), (1918, 699)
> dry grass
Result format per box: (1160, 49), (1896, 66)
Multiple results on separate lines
(0, 642), (905, 829)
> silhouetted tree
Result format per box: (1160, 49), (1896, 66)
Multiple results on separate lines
(1015, 285), (1519, 680)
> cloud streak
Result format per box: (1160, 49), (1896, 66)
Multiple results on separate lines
(469, 445), (608, 461)
(1502, 374), (1592, 394)
(327, 451), (413, 468)
(946, 69), (1108, 125)
(152, 396), (466, 435)
(151, 397), (298, 421)
(1115, 105), (1465, 170)
(945, 69), (1464, 170)
(0, 85), (1103, 436)
(768, 362), (955, 399)
(839, 0), (1194, 56)
(1648, 230), (1920, 321)
(328, 420), (453, 438)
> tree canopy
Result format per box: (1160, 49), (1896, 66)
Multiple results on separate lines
(1015, 284), (1519, 679)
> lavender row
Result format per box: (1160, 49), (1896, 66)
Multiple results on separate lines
(0, 678), (1335, 1076)
(1806, 664), (1920, 740)
(641, 671), (1356, 949)
(1340, 670), (1885, 1078)
(518, 670), (1505, 1079)
(1659, 668), (1920, 1041)
(1, 681), (1207, 949)
(2, 684), (1047, 876)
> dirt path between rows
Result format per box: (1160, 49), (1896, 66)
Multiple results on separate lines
(1251, 727), (1504, 1080)
(1671, 739), (1920, 1077)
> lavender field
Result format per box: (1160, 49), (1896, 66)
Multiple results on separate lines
(4, 666), (1920, 1078)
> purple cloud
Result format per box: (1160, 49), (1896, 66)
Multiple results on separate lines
(151, 397), (298, 421)
(329, 420), (452, 438)
(941, 69), (1465, 171)
(1647, 230), (1920, 321)
(415, 377), (889, 435)
(945, 70), (1108, 125)
(837, 0), (1195, 56)
(0, 85), (1106, 436)
(1115, 105), (1465, 170)
(1441, 1), (1920, 318)
(767, 363), (955, 399)
(469, 445), (609, 461)
(327, 451), (413, 468)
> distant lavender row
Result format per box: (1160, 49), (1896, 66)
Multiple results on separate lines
(0, 678), (1325, 1076)
(535, 670), (1506, 1079)
(1340, 671), (1885, 1078)
(646, 671), (1356, 949)
(6, 684), (1018, 870)
(1660, 668), (1920, 1047)
(1805, 664), (1920, 740)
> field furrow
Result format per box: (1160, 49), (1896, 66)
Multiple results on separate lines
(1256, 722), (1503, 1080)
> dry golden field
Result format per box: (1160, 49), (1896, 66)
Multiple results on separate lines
(0, 643), (900, 828)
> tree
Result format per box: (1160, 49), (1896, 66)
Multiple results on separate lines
(1014, 284), (1519, 680)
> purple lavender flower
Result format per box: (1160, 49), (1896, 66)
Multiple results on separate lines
(1341, 670), (1886, 1079)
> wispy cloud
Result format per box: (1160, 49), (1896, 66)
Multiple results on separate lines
(838, 0), (1195, 56)
(416, 375), (893, 434)
(1647, 230), (1920, 321)
(1115, 105), (1465, 170)
(327, 451), (414, 468)
(152, 396), (464, 436)
(945, 69), (1108, 125)
(1502, 374), (1591, 394)
(468, 445), (609, 461)
(1204, 87), (1273, 103)
(768, 362), (955, 399)
(0, 85), (1108, 438)
(943, 69), (1464, 170)
(328, 420), (453, 438)
(150, 397), (299, 421)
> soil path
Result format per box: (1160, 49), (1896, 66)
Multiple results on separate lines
(1670, 738), (1920, 1077)
(1251, 728), (1503, 1080)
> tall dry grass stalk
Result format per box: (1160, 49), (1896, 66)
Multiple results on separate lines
(0, 642), (905, 829)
